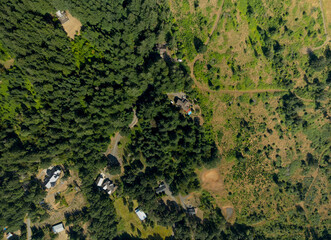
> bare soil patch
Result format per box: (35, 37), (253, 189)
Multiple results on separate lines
(200, 168), (225, 195)
(61, 11), (82, 39)
(0, 58), (14, 69)
(56, 230), (68, 240)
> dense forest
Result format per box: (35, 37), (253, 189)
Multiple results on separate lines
(0, 0), (330, 239)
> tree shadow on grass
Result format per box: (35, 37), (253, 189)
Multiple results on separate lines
(115, 233), (173, 240)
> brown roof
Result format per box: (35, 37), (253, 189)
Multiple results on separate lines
(176, 98), (191, 112)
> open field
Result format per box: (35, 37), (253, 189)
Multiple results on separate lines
(114, 198), (173, 239)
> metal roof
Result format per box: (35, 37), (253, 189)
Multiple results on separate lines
(135, 208), (147, 221)
(52, 223), (64, 233)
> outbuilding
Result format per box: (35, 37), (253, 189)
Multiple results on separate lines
(135, 208), (147, 221)
(52, 222), (65, 234)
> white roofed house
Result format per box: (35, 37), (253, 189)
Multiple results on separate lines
(52, 222), (65, 234)
(44, 167), (61, 189)
(6, 233), (13, 239)
(135, 207), (147, 221)
(95, 174), (117, 195)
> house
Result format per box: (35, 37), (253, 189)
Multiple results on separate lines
(52, 222), (65, 234)
(155, 183), (166, 194)
(175, 97), (192, 115)
(102, 180), (116, 195)
(96, 175), (116, 195)
(6, 233), (13, 239)
(106, 184), (115, 195)
(96, 174), (105, 187)
(135, 208), (147, 221)
(186, 207), (196, 215)
(44, 167), (61, 189)
(55, 10), (69, 24)
(102, 179), (112, 190)
(156, 43), (167, 58)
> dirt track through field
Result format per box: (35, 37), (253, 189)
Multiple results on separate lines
(305, 0), (330, 52)
(129, 109), (138, 128)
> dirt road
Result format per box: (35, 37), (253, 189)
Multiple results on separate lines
(128, 109), (138, 128)
(205, 0), (224, 46)
(27, 218), (32, 240)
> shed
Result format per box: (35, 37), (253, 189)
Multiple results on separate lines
(52, 222), (65, 234)
(135, 208), (147, 221)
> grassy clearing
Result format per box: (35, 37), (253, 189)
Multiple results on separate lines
(61, 11), (82, 39)
(35, 170), (86, 228)
(114, 198), (172, 239)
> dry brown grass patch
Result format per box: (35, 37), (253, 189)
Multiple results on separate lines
(0, 58), (14, 69)
(35, 170), (86, 228)
(61, 11), (82, 39)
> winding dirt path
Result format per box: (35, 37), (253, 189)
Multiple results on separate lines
(205, 1), (224, 46)
(311, 36), (330, 51)
(294, 93), (314, 103)
(305, 0), (330, 52)
(26, 218), (32, 240)
(128, 109), (138, 128)
(304, 145), (330, 202)
(319, 0), (328, 37)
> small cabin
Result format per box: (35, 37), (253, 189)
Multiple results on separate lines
(55, 10), (69, 24)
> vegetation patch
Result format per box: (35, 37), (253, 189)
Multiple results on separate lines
(114, 198), (173, 239)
